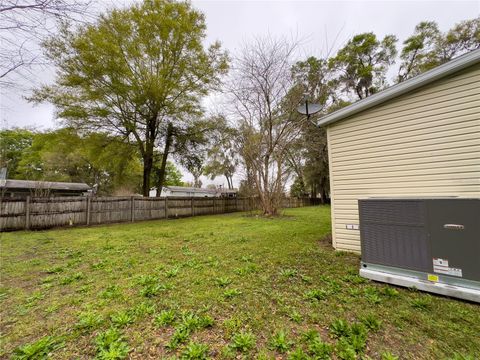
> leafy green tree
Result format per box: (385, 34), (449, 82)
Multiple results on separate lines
(287, 56), (340, 202)
(291, 56), (338, 108)
(328, 32), (397, 99)
(398, 18), (480, 81)
(203, 115), (238, 189)
(15, 128), (143, 195)
(182, 156), (203, 188)
(163, 162), (184, 186)
(290, 176), (307, 197)
(31, 0), (228, 196)
(0, 128), (35, 178)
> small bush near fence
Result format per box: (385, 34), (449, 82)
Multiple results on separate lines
(0, 196), (319, 231)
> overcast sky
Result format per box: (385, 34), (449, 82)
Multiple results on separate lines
(1, 0), (478, 186)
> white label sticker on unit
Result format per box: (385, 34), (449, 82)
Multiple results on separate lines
(345, 224), (359, 230)
(447, 268), (463, 277)
(432, 258), (463, 277)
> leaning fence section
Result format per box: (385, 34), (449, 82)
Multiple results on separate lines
(0, 196), (319, 231)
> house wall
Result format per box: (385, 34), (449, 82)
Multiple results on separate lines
(327, 63), (480, 252)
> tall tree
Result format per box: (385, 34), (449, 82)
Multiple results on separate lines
(182, 156), (204, 188)
(288, 56), (340, 202)
(30, 0), (228, 196)
(203, 115), (239, 189)
(328, 32), (397, 99)
(231, 36), (304, 216)
(0, 128), (35, 178)
(398, 18), (480, 81)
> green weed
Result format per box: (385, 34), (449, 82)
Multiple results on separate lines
(154, 310), (176, 327)
(167, 327), (191, 350)
(76, 311), (103, 330)
(411, 297), (431, 311)
(215, 276), (232, 287)
(288, 347), (311, 360)
(270, 330), (291, 353)
(95, 328), (130, 359)
(13, 336), (63, 360)
(360, 314), (381, 332)
(180, 342), (210, 360)
(101, 285), (122, 300)
(230, 331), (256, 352)
(110, 310), (134, 328)
(381, 352), (399, 360)
(307, 338), (332, 359)
(304, 289), (327, 301)
(223, 288), (242, 299)
(288, 310), (302, 323)
(280, 268), (298, 278)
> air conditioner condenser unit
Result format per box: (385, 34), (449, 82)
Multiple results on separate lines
(358, 198), (480, 303)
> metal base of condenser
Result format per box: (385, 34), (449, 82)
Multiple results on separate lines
(360, 267), (480, 303)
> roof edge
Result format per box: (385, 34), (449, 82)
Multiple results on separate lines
(317, 48), (480, 127)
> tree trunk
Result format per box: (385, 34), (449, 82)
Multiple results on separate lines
(155, 123), (174, 197)
(142, 142), (154, 197)
(225, 174), (233, 189)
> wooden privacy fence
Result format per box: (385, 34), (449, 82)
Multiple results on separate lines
(0, 196), (319, 231)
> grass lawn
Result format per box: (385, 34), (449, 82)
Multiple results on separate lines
(1, 206), (479, 359)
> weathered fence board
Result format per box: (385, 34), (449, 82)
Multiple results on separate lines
(0, 196), (320, 231)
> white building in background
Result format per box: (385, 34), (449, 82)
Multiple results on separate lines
(149, 186), (237, 198)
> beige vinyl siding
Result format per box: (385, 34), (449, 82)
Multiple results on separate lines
(327, 63), (480, 253)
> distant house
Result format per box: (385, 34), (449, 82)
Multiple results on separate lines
(0, 179), (91, 198)
(149, 186), (237, 198)
(217, 188), (238, 198)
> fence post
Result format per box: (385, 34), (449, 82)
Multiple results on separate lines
(191, 197), (194, 216)
(86, 197), (91, 225)
(165, 197), (168, 219)
(25, 196), (31, 230)
(131, 196), (134, 222)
